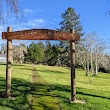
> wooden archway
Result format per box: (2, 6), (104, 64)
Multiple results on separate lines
(2, 27), (80, 102)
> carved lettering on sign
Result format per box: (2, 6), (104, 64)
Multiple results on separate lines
(2, 29), (80, 40)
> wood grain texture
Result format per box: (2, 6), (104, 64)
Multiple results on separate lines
(2, 29), (80, 40)
(6, 27), (12, 97)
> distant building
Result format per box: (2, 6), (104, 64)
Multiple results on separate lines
(0, 54), (6, 63)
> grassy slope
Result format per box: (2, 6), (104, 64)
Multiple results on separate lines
(37, 65), (110, 110)
(0, 64), (110, 110)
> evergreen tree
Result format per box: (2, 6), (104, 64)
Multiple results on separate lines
(48, 44), (59, 66)
(58, 7), (83, 67)
(58, 41), (70, 66)
(24, 42), (44, 64)
(44, 41), (59, 66)
(44, 41), (52, 64)
(60, 7), (83, 35)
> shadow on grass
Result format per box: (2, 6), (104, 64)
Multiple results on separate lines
(0, 63), (32, 67)
(51, 84), (110, 101)
(77, 87), (110, 100)
(1, 66), (109, 110)
(31, 69), (61, 110)
(0, 63), (6, 66)
(13, 63), (24, 67)
(0, 64), (24, 66)
(13, 64), (32, 67)
(14, 68), (32, 71)
(0, 77), (31, 110)
(0, 78), (109, 110)
(31, 68), (110, 110)
(37, 69), (68, 74)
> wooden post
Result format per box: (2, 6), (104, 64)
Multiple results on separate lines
(70, 29), (76, 102)
(6, 27), (12, 97)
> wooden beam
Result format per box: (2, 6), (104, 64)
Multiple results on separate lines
(70, 29), (76, 102)
(6, 27), (12, 97)
(2, 29), (80, 41)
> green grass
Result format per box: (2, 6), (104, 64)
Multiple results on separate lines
(0, 64), (110, 110)
(31, 68), (60, 110)
(37, 65), (110, 110)
(0, 64), (32, 110)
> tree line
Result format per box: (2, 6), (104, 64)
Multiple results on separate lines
(1, 37), (109, 76)
(0, 7), (110, 75)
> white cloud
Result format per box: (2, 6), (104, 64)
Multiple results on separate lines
(0, 18), (47, 48)
(7, 18), (47, 31)
(23, 9), (43, 14)
(23, 9), (34, 13)
(0, 18), (46, 33)
(53, 19), (58, 21)
(27, 19), (45, 27)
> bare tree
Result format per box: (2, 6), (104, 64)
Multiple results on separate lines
(83, 33), (96, 76)
(94, 40), (106, 75)
(0, 0), (22, 24)
(80, 33), (108, 76)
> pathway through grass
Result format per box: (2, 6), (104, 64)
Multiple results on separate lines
(31, 67), (61, 110)
(1, 64), (110, 110)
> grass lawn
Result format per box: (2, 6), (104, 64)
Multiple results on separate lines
(0, 64), (110, 110)
(0, 64), (32, 110)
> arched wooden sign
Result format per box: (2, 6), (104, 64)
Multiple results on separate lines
(2, 29), (80, 40)
(2, 27), (80, 102)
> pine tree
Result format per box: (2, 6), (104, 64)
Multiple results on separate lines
(60, 7), (83, 35)
(58, 7), (83, 66)
(44, 41), (59, 66)
(24, 42), (44, 64)
(44, 41), (52, 64)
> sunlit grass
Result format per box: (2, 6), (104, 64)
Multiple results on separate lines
(37, 65), (110, 110)
(0, 63), (32, 110)
(0, 64), (110, 110)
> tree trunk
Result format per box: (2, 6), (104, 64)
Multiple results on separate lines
(90, 45), (94, 75)
(95, 51), (98, 75)
(86, 51), (90, 76)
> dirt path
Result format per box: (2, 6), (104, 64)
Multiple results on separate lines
(31, 67), (61, 110)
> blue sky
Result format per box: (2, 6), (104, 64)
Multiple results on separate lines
(19, 0), (110, 35)
(0, 0), (110, 50)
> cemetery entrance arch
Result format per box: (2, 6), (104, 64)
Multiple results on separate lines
(2, 27), (80, 102)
